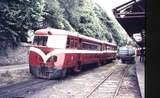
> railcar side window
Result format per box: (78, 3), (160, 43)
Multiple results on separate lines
(66, 38), (70, 48)
(66, 37), (78, 49)
(33, 36), (48, 46)
(70, 39), (75, 48)
(74, 39), (78, 48)
(107, 46), (110, 50)
(81, 41), (100, 50)
(107, 46), (114, 50)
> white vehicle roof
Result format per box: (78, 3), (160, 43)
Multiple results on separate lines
(35, 28), (117, 46)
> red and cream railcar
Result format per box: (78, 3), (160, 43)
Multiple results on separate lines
(101, 41), (117, 63)
(29, 28), (117, 79)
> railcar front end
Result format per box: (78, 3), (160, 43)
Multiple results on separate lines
(29, 30), (68, 79)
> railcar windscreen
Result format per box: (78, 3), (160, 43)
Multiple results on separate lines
(33, 36), (48, 46)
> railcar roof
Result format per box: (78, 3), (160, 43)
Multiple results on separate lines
(35, 28), (117, 46)
(35, 28), (78, 36)
(78, 34), (102, 43)
(102, 41), (117, 46)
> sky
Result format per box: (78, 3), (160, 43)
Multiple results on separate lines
(93, 0), (142, 41)
(93, 0), (131, 18)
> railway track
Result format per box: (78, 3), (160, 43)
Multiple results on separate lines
(0, 62), (118, 98)
(0, 61), (140, 98)
(85, 65), (130, 98)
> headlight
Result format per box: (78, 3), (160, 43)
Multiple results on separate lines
(47, 55), (57, 62)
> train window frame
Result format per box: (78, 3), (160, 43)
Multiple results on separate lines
(81, 40), (100, 50)
(104, 45), (107, 50)
(107, 45), (112, 50)
(74, 38), (78, 49)
(70, 38), (75, 48)
(103, 45), (105, 51)
(66, 36), (79, 49)
(66, 37), (70, 48)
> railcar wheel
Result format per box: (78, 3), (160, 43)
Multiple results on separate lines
(61, 69), (67, 78)
(52, 69), (67, 79)
(73, 66), (82, 73)
(122, 60), (126, 63)
(97, 60), (102, 66)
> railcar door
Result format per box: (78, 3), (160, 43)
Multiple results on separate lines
(65, 36), (80, 68)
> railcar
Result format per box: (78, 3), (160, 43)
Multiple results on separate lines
(28, 28), (117, 79)
(117, 46), (136, 64)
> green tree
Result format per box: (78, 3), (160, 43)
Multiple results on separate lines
(0, 0), (135, 52)
(0, 0), (45, 48)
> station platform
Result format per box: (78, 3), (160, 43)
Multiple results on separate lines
(135, 57), (144, 98)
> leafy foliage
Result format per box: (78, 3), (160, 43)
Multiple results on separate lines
(58, 0), (113, 42)
(43, 0), (74, 31)
(0, 0), (134, 51)
(0, 0), (45, 48)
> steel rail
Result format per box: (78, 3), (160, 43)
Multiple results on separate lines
(85, 68), (115, 98)
(113, 65), (129, 98)
(0, 79), (51, 97)
(85, 65), (129, 98)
